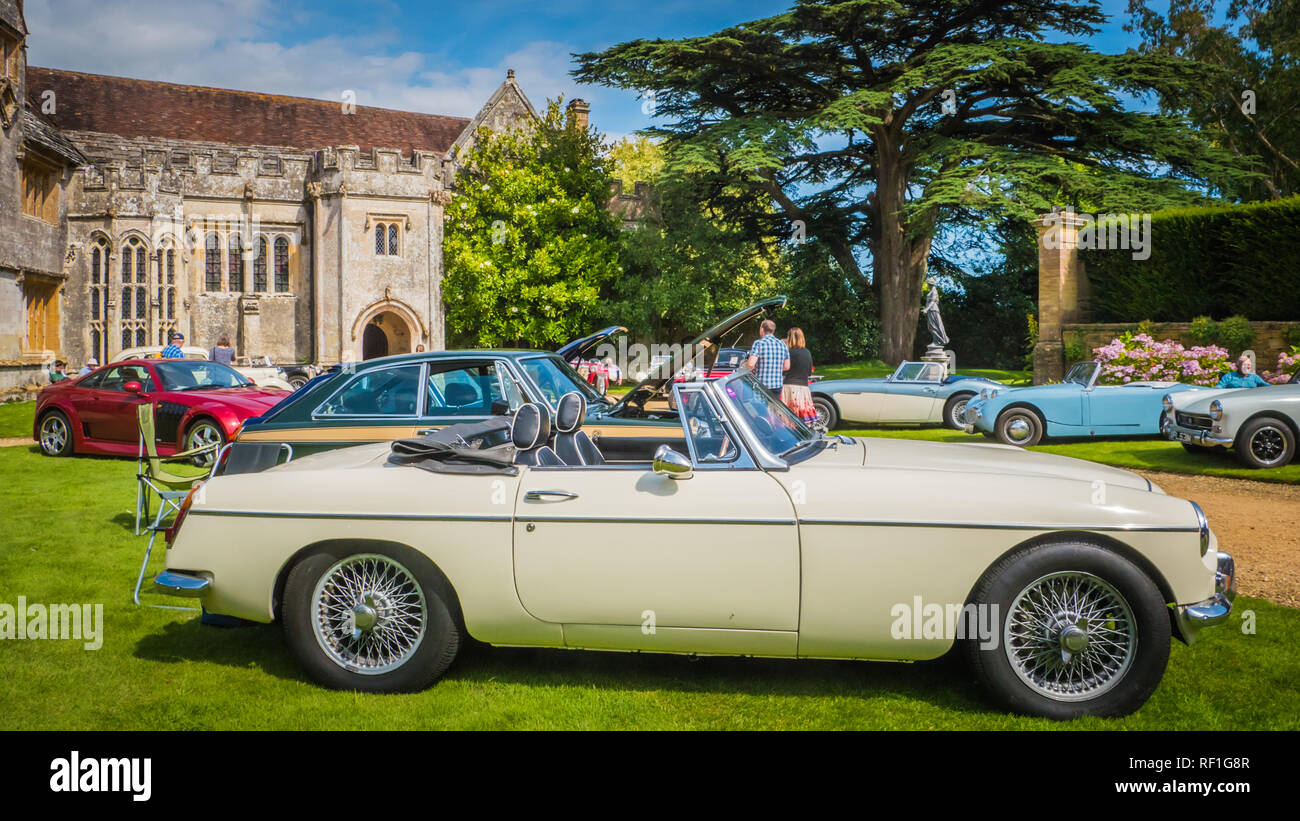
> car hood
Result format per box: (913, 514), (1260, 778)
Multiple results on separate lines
(169, 386), (290, 414)
(1176, 383), (1300, 414)
(556, 325), (628, 362)
(861, 436), (1151, 491)
(609, 296), (787, 413)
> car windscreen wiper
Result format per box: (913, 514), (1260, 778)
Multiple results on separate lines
(778, 438), (823, 459)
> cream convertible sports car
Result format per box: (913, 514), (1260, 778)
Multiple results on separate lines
(156, 371), (1235, 719)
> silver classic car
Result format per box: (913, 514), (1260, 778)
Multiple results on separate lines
(155, 370), (1235, 719)
(811, 360), (1005, 430)
(1164, 381), (1300, 468)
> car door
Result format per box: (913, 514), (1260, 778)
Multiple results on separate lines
(1084, 385), (1160, 434)
(511, 386), (800, 633)
(83, 365), (153, 443)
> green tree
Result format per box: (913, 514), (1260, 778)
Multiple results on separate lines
(609, 136), (666, 185)
(1127, 0), (1300, 201)
(575, 0), (1250, 363)
(443, 98), (623, 348)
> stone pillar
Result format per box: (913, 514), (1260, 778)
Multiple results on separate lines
(1033, 211), (1087, 384)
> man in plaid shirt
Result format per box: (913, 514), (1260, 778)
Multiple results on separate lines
(745, 319), (789, 396)
(162, 331), (186, 359)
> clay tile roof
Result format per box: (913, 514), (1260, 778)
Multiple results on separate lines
(26, 67), (472, 155)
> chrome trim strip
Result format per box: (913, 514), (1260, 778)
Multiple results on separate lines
(517, 516), (797, 525)
(190, 510), (513, 522)
(797, 519), (1200, 532)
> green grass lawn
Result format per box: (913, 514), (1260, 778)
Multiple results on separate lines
(0, 401), (34, 439)
(840, 427), (1300, 485)
(0, 443), (1294, 729)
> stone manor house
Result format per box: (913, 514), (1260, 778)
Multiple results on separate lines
(1, 0), (574, 394)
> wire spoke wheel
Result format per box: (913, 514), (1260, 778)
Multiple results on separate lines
(311, 553), (427, 675)
(39, 414), (68, 455)
(1004, 571), (1136, 702)
(949, 398), (969, 429)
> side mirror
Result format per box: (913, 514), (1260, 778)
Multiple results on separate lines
(652, 444), (693, 480)
(124, 381), (144, 394)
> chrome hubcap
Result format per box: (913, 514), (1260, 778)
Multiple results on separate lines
(1004, 571), (1136, 702)
(187, 424), (222, 466)
(312, 554), (426, 675)
(1250, 427), (1287, 465)
(40, 416), (67, 454)
(1006, 417), (1032, 443)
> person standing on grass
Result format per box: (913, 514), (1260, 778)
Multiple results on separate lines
(746, 319), (789, 398)
(781, 328), (818, 425)
(209, 333), (235, 366)
(162, 331), (186, 359)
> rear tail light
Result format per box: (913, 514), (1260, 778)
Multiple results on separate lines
(165, 483), (203, 545)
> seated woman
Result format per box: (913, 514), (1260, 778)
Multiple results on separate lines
(1216, 354), (1271, 388)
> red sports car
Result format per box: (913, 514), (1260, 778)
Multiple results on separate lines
(34, 359), (289, 459)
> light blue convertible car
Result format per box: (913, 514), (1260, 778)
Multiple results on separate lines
(963, 361), (1208, 447)
(811, 360), (1005, 430)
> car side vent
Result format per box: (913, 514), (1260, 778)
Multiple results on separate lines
(155, 401), (187, 443)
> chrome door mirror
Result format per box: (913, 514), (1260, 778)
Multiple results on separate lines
(652, 444), (693, 480)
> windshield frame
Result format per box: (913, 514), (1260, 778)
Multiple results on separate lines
(154, 359), (253, 391)
(706, 370), (821, 469)
(1064, 360), (1101, 390)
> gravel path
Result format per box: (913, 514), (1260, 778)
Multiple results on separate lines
(0, 437), (30, 447)
(1144, 472), (1300, 608)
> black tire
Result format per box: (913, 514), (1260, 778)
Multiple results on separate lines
(943, 393), (974, 431)
(288, 375), (309, 390)
(812, 396), (838, 430)
(1235, 416), (1296, 469)
(963, 541), (1170, 719)
(282, 545), (460, 693)
(995, 407), (1043, 447)
(184, 418), (226, 467)
(37, 409), (73, 457)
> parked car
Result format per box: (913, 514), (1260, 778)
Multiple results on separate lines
(113, 345), (294, 391)
(811, 360), (1004, 431)
(154, 370), (1235, 719)
(278, 364), (320, 391)
(1164, 382), (1300, 468)
(232, 297), (787, 461)
(34, 359), (289, 459)
(963, 361), (1207, 447)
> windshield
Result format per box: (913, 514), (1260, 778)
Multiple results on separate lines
(718, 372), (816, 456)
(154, 360), (252, 391)
(1064, 361), (1099, 387)
(518, 355), (604, 408)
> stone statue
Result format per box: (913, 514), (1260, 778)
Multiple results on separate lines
(923, 277), (949, 352)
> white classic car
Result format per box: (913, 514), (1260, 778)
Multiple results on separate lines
(1164, 380), (1300, 468)
(155, 371), (1235, 719)
(114, 345), (294, 391)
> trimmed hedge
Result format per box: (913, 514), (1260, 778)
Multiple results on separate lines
(1081, 197), (1300, 321)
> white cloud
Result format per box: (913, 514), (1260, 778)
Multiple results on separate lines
(22, 0), (584, 117)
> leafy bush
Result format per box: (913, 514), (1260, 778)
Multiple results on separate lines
(1064, 333), (1087, 363)
(1093, 333), (1230, 386)
(1285, 325), (1300, 347)
(1264, 347), (1300, 384)
(1188, 315), (1220, 345)
(777, 241), (879, 364)
(1081, 197), (1300, 322)
(1218, 315), (1256, 352)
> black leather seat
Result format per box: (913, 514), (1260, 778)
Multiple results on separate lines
(442, 381), (481, 412)
(553, 391), (605, 465)
(512, 403), (564, 466)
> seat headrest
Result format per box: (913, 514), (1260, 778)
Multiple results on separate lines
(511, 403), (551, 450)
(444, 382), (480, 408)
(555, 391), (586, 434)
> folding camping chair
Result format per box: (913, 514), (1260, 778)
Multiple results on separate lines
(133, 403), (218, 609)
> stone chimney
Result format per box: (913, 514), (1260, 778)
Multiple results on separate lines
(566, 98), (590, 132)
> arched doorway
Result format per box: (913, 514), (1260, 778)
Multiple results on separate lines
(361, 310), (412, 359)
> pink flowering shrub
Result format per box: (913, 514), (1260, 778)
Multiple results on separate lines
(1262, 347), (1300, 384)
(1092, 333), (1230, 386)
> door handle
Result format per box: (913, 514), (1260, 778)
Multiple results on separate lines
(524, 490), (579, 501)
(416, 428), (439, 436)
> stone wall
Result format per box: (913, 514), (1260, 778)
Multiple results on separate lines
(1063, 321), (1300, 370)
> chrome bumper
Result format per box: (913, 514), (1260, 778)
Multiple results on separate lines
(1164, 421), (1233, 447)
(1173, 552), (1236, 644)
(154, 570), (210, 598)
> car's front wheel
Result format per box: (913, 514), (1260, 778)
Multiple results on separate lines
(995, 407), (1043, 447)
(283, 547), (460, 693)
(963, 541), (1170, 719)
(184, 418), (225, 466)
(943, 393), (974, 431)
(38, 410), (73, 456)
(1236, 417), (1296, 469)
(812, 396), (838, 430)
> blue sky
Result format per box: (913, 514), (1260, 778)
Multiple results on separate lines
(25, 0), (1147, 141)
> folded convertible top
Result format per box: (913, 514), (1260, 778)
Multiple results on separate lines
(387, 416), (518, 475)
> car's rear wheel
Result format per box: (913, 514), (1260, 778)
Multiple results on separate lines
(1235, 417), (1296, 469)
(812, 396), (838, 430)
(38, 410), (73, 457)
(287, 375), (309, 390)
(995, 407), (1043, 447)
(184, 418), (225, 467)
(283, 547), (460, 692)
(944, 393), (974, 431)
(964, 541), (1170, 719)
